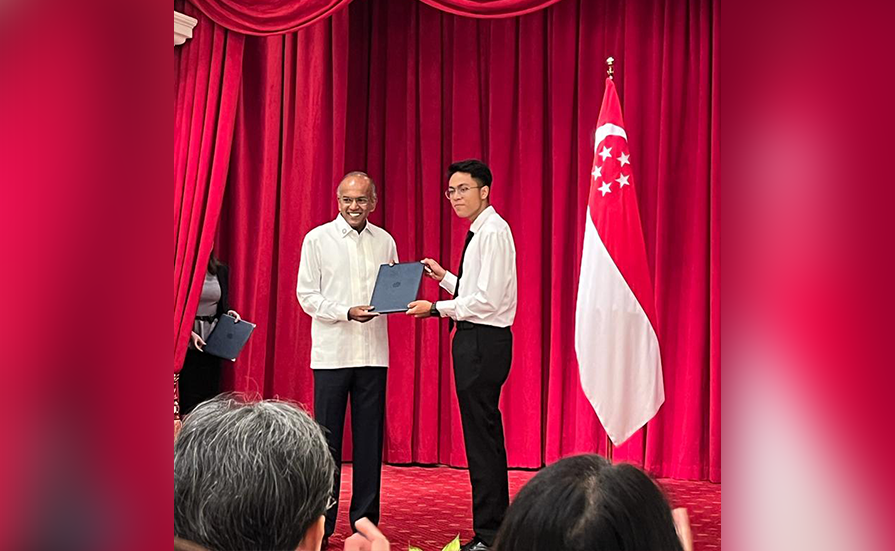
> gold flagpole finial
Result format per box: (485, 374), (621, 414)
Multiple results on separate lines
(606, 57), (615, 80)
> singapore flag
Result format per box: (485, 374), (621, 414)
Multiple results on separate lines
(575, 77), (664, 445)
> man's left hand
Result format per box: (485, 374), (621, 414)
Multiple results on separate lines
(406, 300), (432, 318)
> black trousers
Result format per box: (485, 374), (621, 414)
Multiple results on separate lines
(452, 323), (513, 546)
(179, 349), (222, 415)
(313, 367), (388, 537)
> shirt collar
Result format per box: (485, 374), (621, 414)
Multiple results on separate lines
(334, 214), (374, 238)
(470, 205), (495, 234)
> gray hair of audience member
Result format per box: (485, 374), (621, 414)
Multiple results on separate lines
(174, 395), (335, 551)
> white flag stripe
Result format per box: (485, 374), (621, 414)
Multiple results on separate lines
(575, 207), (664, 445)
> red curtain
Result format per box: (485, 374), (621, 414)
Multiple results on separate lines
(206, 0), (718, 481)
(174, 0), (244, 407)
(188, 0), (356, 36)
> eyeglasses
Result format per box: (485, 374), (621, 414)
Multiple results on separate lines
(341, 196), (371, 206)
(326, 495), (337, 510)
(444, 185), (482, 199)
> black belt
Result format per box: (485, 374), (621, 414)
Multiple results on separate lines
(195, 315), (217, 322)
(455, 320), (509, 331)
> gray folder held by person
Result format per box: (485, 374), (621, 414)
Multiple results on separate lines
(202, 314), (256, 361)
(369, 262), (425, 314)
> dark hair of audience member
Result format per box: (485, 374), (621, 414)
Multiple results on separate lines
(174, 395), (335, 551)
(493, 454), (684, 551)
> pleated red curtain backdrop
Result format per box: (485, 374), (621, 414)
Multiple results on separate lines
(205, 0), (718, 481)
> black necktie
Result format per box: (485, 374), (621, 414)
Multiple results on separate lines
(449, 230), (475, 332)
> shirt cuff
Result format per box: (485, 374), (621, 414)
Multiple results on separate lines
(329, 302), (352, 322)
(435, 300), (455, 319)
(440, 272), (458, 295)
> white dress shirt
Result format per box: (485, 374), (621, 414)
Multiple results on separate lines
(297, 215), (399, 369)
(436, 206), (517, 327)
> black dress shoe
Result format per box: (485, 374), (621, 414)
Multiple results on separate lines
(460, 538), (489, 551)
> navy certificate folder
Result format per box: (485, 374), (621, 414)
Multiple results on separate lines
(202, 314), (256, 361)
(369, 262), (425, 314)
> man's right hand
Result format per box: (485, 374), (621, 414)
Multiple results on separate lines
(348, 305), (379, 323)
(421, 258), (446, 282)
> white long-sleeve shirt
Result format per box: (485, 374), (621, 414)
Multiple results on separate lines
(296, 215), (399, 369)
(436, 206), (517, 328)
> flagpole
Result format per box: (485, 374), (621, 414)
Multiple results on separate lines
(605, 53), (617, 463)
(606, 56), (615, 463)
(605, 53), (615, 463)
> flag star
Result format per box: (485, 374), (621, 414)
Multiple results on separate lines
(616, 173), (630, 188)
(598, 181), (612, 196)
(617, 152), (630, 167)
(591, 165), (602, 179)
(598, 146), (612, 161)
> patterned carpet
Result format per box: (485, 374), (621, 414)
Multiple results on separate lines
(327, 465), (721, 550)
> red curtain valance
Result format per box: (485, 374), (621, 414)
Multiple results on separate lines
(187, 0), (355, 36)
(187, 0), (565, 35)
(417, 0), (564, 18)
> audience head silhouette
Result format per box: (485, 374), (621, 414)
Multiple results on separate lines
(174, 395), (335, 551)
(493, 454), (684, 551)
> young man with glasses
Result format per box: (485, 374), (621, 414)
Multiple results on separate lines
(297, 172), (398, 547)
(407, 159), (518, 551)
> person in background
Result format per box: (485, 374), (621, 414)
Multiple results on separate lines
(179, 253), (241, 415)
(491, 454), (693, 551)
